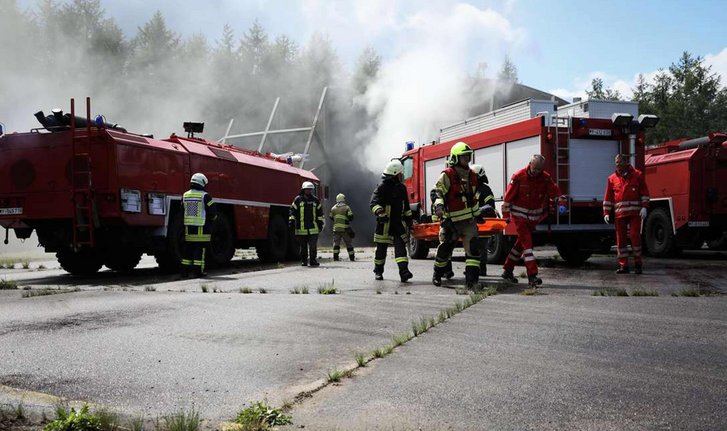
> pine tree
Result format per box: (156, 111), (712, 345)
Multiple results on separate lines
(497, 55), (518, 83)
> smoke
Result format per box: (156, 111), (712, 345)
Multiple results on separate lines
(0, 0), (522, 251)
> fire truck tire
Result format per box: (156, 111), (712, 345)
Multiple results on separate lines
(486, 232), (507, 264)
(104, 249), (143, 272)
(408, 235), (430, 259)
(208, 214), (235, 267)
(556, 242), (593, 266)
(155, 213), (184, 272)
(256, 215), (288, 263)
(706, 232), (727, 250)
(57, 248), (103, 275)
(644, 207), (677, 257)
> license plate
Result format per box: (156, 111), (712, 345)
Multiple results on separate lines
(0, 207), (22, 215)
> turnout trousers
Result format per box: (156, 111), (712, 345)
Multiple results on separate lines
(616, 215), (642, 268)
(433, 219), (480, 284)
(374, 234), (409, 276)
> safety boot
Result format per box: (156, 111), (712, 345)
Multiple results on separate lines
(301, 261), (308, 266)
(400, 269), (413, 283)
(309, 259), (320, 267)
(479, 266), (487, 277)
(333, 254), (340, 262)
(501, 270), (519, 284)
(349, 255), (355, 262)
(616, 266), (630, 274)
(444, 261), (454, 279)
(527, 274), (542, 288)
(374, 273), (384, 281)
(432, 272), (442, 287)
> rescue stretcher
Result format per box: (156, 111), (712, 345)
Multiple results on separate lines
(411, 218), (507, 241)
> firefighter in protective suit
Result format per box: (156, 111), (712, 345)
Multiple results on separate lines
(603, 154), (650, 274)
(471, 164), (499, 276)
(289, 181), (324, 266)
(181, 173), (217, 278)
(370, 160), (413, 282)
(432, 142), (481, 289)
(329, 193), (355, 261)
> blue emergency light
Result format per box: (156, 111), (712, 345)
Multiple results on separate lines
(405, 141), (415, 151)
(95, 115), (106, 126)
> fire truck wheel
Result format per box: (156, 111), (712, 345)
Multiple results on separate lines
(155, 212), (184, 272)
(706, 232), (727, 250)
(104, 249), (143, 272)
(486, 232), (507, 264)
(408, 235), (430, 259)
(57, 248), (103, 276)
(256, 214), (288, 263)
(644, 207), (677, 257)
(556, 242), (593, 266)
(208, 214), (235, 267)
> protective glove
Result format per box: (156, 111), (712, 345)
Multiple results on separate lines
(640, 207), (647, 220)
(604, 214), (610, 224)
(377, 214), (389, 223)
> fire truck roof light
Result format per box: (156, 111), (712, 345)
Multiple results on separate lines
(638, 114), (659, 129)
(95, 115), (105, 126)
(611, 113), (634, 127)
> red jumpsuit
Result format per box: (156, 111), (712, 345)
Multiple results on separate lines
(603, 165), (650, 268)
(501, 167), (560, 276)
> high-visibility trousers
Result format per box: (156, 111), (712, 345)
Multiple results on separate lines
(503, 219), (538, 276)
(616, 215), (642, 268)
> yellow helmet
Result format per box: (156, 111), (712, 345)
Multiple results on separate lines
(336, 193), (346, 203)
(449, 142), (472, 165)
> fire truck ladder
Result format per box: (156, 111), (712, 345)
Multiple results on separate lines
(69, 97), (96, 250)
(552, 113), (572, 225)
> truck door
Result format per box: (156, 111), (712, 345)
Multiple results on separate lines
(568, 139), (620, 201)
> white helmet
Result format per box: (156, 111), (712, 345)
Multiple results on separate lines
(384, 159), (404, 176)
(190, 173), (208, 187)
(302, 181), (315, 191)
(336, 193), (346, 203)
(470, 164), (486, 178)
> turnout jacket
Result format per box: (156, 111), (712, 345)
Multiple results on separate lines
(502, 167), (560, 223)
(329, 203), (354, 232)
(433, 165), (480, 222)
(603, 165), (650, 219)
(475, 181), (497, 218)
(370, 174), (412, 244)
(182, 184), (217, 242)
(289, 193), (324, 236)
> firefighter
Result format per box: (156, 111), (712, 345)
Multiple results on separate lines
(181, 173), (217, 278)
(471, 164), (499, 276)
(501, 154), (562, 288)
(370, 159), (413, 282)
(603, 154), (650, 274)
(329, 193), (355, 261)
(432, 142), (481, 289)
(289, 181), (324, 267)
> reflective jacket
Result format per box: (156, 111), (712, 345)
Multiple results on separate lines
(475, 182), (497, 218)
(182, 185), (217, 242)
(370, 174), (412, 244)
(502, 167), (560, 223)
(289, 194), (324, 236)
(433, 166), (480, 222)
(603, 165), (649, 219)
(329, 203), (354, 232)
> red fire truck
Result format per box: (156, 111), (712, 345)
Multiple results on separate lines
(0, 98), (320, 274)
(402, 98), (659, 265)
(643, 132), (727, 256)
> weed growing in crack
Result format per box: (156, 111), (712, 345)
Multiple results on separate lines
(327, 369), (346, 382)
(593, 288), (629, 296)
(392, 334), (408, 347)
(355, 352), (366, 367)
(22, 288), (80, 298)
(258, 288), (267, 294)
(144, 286), (156, 292)
(0, 279), (18, 290)
(200, 284), (208, 293)
(239, 287), (253, 294)
(631, 288), (658, 297)
(163, 407), (201, 431)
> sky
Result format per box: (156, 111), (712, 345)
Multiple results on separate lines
(15, 0), (727, 101)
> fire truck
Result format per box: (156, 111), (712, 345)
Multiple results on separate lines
(0, 98), (320, 274)
(643, 132), (727, 256)
(402, 98), (659, 265)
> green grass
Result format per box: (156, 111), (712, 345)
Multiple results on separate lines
(317, 279), (338, 294)
(0, 402), (27, 423)
(258, 288), (267, 294)
(129, 415), (144, 431)
(22, 287), (80, 298)
(301, 287), (309, 294)
(144, 286), (156, 292)
(455, 288), (468, 295)
(521, 288), (539, 296)
(95, 408), (120, 431)
(326, 369), (346, 382)
(240, 287), (253, 294)
(44, 404), (101, 431)
(375, 288), (382, 294)
(162, 407), (201, 431)
(0, 278), (18, 289)
(372, 347), (386, 358)
(631, 288), (659, 297)
(0, 258), (17, 269)
(670, 287), (721, 297)
(354, 352), (366, 367)
(392, 334), (409, 347)
(21, 259), (30, 269)
(200, 284), (208, 293)
(593, 288), (629, 296)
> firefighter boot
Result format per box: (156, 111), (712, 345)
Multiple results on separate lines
(465, 265), (480, 291)
(501, 270), (519, 284)
(480, 246), (488, 276)
(527, 274), (543, 288)
(333, 253), (340, 262)
(616, 266), (630, 274)
(432, 265), (445, 286)
(309, 259), (320, 267)
(348, 247), (355, 261)
(301, 260), (308, 266)
(374, 264), (384, 281)
(634, 264), (643, 274)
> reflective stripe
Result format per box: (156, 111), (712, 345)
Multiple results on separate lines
(465, 259), (480, 267)
(374, 258), (386, 265)
(183, 190), (207, 226)
(510, 205), (544, 215)
(615, 201), (641, 207)
(371, 204), (383, 215)
(185, 226), (210, 242)
(395, 257), (409, 264)
(374, 234), (393, 244)
(434, 259), (449, 268)
(508, 252), (521, 261)
(511, 211), (542, 221)
(615, 206), (641, 213)
(523, 248), (533, 254)
(523, 255), (536, 262)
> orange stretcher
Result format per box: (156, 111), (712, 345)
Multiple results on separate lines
(411, 218), (507, 241)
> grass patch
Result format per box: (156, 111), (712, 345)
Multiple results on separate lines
(521, 288), (539, 296)
(21, 259), (30, 269)
(38, 264), (47, 270)
(0, 402), (27, 423)
(95, 408), (120, 431)
(200, 284), (208, 293)
(631, 288), (659, 297)
(289, 286), (309, 294)
(162, 407), (201, 431)
(354, 352), (367, 367)
(455, 288), (468, 295)
(258, 288), (267, 294)
(0, 278), (18, 290)
(518, 271), (527, 278)
(317, 279), (338, 294)
(372, 347), (386, 358)
(144, 286), (156, 292)
(45, 404), (102, 431)
(0, 258), (17, 269)
(130, 415), (144, 431)
(392, 334), (409, 347)
(670, 286), (720, 297)
(22, 287), (80, 298)
(326, 369), (346, 382)
(593, 287), (629, 296)
(239, 287), (253, 294)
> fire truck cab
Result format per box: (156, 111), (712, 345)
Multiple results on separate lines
(402, 98), (659, 265)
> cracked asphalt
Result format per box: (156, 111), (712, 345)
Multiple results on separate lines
(0, 247), (725, 430)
